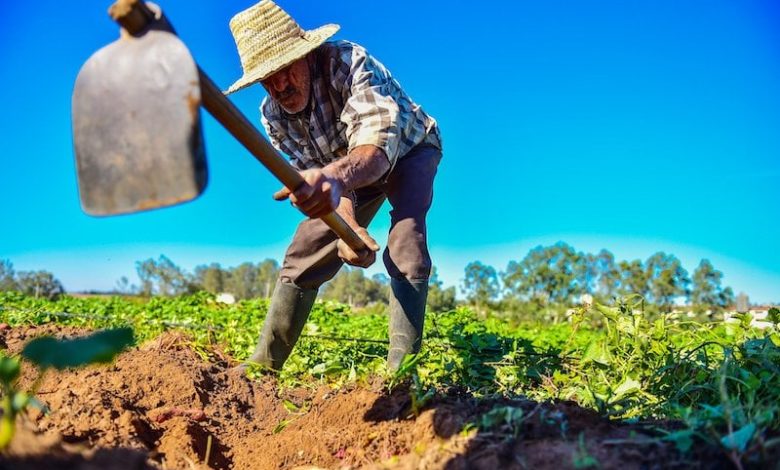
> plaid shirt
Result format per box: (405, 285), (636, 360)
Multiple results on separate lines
(260, 40), (441, 174)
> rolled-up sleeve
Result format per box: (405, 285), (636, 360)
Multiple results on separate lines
(336, 45), (402, 168)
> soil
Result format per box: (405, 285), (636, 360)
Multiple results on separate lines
(0, 325), (733, 470)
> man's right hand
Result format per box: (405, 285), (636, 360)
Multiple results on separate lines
(273, 168), (343, 219)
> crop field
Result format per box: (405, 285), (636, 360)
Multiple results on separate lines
(1, 291), (779, 469)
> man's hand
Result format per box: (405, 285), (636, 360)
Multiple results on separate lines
(275, 146), (389, 219)
(273, 168), (343, 219)
(337, 227), (380, 268)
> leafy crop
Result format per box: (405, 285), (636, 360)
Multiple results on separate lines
(1, 291), (779, 466)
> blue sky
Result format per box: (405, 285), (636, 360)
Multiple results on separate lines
(1, 1), (778, 302)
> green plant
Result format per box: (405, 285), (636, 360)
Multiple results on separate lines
(0, 355), (29, 449)
(3, 292), (780, 467)
(478, 405), (525, 438)
(572, 432), (599, 469)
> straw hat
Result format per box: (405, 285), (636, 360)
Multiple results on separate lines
(224, 1), (339, 95)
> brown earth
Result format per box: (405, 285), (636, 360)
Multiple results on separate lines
(0, 325), (731, 470)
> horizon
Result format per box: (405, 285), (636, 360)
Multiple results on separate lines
(2, 0), (779, 304)
(5, 236), (776, 304)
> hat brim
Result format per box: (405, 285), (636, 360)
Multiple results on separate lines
(223, 24), (339, 95)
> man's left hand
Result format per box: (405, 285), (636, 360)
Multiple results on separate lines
(273, 168), (343, 219)
(337, 227), (380, 268)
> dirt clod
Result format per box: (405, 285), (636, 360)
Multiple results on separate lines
(150, 407), (207, 424)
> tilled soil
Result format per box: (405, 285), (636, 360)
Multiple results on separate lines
(0, 325), (729, 469)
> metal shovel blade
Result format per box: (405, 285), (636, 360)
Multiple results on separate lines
(72, 27), (207, 216)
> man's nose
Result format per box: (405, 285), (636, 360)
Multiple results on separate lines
(268, 73), (288, 92)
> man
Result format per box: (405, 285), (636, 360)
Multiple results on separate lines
(225, 0), (442, 372)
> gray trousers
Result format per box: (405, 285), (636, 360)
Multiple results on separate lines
(279, 143), (442, 289)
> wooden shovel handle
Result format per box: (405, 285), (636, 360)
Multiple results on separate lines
(108, 0), (368, 253)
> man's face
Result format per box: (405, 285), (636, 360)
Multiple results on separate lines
(261, 56), (311, 114)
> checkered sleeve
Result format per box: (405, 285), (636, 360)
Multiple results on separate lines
(333, 44), (402, 167)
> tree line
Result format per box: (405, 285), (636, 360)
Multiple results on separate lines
(461, 242), (736, 316)
(121, 255), (457, 313)
(0, 260), (64, 299)
(114, 255), (282, 299)
(0, 242), (745, 317)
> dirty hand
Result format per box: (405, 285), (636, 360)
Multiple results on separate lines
(337, 228), (380, 268)
(273, 169), (343, 219)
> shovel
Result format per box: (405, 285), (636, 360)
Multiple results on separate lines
(72, 0), (368, 253)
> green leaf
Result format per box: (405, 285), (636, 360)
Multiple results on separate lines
(21, 328), (134, 370)
(583, 342), (611, 367)
(611, 377), (641, 402)
(479, 406), (524, 431)
(769, 308), (780, 324)
(594, 303), (619, 321)
(282, 399), (300, 413)
(272, 419), (291, 434)
(0, 356), (20, 384)
(11, 392), (30, 413)
(664, 430), (694, 453)
(26, 397), (48, 414)
(701, 404), (724, 419)
(720, 423), (756, 452)
(459, 422), (477, 436)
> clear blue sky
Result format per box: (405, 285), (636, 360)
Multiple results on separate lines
(1, 0), (778, 302)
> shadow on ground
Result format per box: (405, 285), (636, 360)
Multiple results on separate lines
(0, 446), (153, 470)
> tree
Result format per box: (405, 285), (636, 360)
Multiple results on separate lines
(576, 252), (598, 297)
(690, 259), (734, 315)
(194, 263), (228, 294)
(114, 276), (137, 295)
(735, 292), (750, 312)
(321, 267), (387, 307)
(256, 259), (281, 298)
(427, 266), (457, 313)
(617, 259), (650, 300)
(136, 259), (155, 296)
(645, 252), (690, 312)
(593, 249), (620, 300)
(369, 273), (391, 301)
(462, 261), (499, 313)
(0, 260), (16, 292)
(135, 255), (195, 296)
(224, 260), (281, 299)
(229, 262), (260, 299)
(502, 242), (588, 305)
(194, 259), (279, 299)
(15, 270), (64, 299)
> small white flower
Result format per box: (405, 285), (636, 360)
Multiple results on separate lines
(580, 294), (593, 308)
(216, 292), (236, 305)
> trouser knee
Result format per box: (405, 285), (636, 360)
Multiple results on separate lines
(383, 217), (432, 281)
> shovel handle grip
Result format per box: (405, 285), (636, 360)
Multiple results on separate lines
(109, 0), (156, 32)
(108, 0), (369, 254)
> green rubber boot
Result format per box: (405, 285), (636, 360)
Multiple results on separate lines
(246, 279), (318, 371)
(387, 278), (428, 372)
